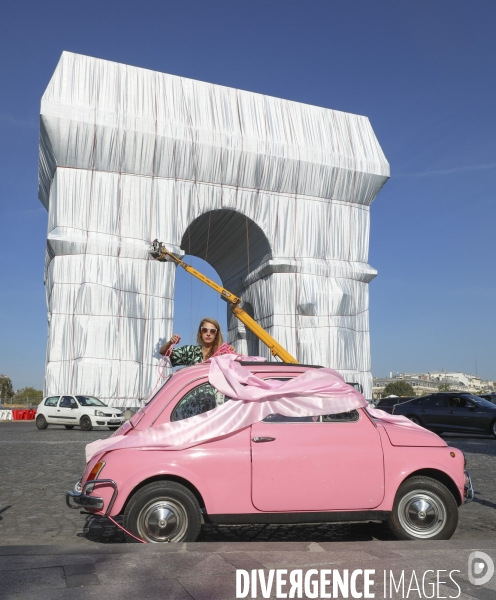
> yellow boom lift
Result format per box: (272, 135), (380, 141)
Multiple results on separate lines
(150, 240), (298, 363)
(150, 239), (364, 392)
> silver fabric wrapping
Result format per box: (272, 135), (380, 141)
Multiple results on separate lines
(39, 52), (389, 405)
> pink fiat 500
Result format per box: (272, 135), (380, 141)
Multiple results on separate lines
(66, 362), (473, 542)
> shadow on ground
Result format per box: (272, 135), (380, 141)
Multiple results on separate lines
(78, 514), (397, 544)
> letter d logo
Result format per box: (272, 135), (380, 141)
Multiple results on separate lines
(468, 551), (494, 586)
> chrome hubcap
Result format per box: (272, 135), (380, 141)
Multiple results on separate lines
(137, 499), (188, 543)
(398, 491), (446, 539)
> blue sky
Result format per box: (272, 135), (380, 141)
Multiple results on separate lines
(1, 0), (495, 389)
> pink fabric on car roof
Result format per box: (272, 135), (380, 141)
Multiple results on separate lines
(85, 355), (413, 463)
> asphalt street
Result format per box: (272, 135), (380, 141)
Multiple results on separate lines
(0, 421), (495, 545)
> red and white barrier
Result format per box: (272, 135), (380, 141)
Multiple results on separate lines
(12, 409), (37, 420)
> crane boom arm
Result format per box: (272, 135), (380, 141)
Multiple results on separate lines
(150, 240), (298, 363)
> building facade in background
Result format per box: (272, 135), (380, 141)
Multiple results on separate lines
(373, 371), (495, 399)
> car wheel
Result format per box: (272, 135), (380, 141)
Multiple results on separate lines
(491, 420), (496, 439)
(387, 476), (458, 541)
(36, 415), (48, 430)
(407, 415), (422, 426)
(108, 426), (119, 430)
(123, 481), (202, 543)
(64, 425), (75, 430)
(80, 416), (93, 431)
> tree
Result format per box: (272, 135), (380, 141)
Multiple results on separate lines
(0, 376), (14, 402)
(438, 383), (451, 392)
(13, 387), (43, 406)
(382, 381), (415, 398)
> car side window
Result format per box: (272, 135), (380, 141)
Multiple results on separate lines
(263, 414), (317, 423)
(44, 396), (59, 407)
(449, 397), (473, 408)
(171, 383), (230, 422)
(423, 396), (446, 407)
(60, 396), (77, 409)
(262, 410), (359, 423)
(322, 411), (359, 422)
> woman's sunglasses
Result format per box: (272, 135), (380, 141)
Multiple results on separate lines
(201, 327), (217, 335)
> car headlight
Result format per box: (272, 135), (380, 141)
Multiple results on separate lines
(94, 410), (105, 417)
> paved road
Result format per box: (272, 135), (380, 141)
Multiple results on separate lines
(0, 422), (495, 546)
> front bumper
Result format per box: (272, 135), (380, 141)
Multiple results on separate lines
(464, 470), (474, 503)
(66, 478), (118, 515)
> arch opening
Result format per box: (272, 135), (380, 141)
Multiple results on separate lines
(180, 209), (272, 290)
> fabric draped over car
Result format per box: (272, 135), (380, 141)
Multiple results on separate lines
(85, 355), (417, 463)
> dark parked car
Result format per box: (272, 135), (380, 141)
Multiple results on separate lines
(376, 397), (415, 414)
(392, 392), (496, 437)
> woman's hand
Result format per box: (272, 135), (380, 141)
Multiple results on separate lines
(159, 334), (181, 356)
(228, 345), (235, 353)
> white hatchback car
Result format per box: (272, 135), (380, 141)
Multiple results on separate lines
(35, 395), (124, 431)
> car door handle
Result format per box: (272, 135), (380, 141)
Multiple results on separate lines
(252, 437), (276, 443)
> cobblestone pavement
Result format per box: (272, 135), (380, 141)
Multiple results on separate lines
(0, 422), (495, 546)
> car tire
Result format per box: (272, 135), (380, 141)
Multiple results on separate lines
(64, 425), (75, 430)
(387, 476), (458, 541)
(80, 416), (93, 431)
(491, 420), (496, 439)
(407, 415), (422, 426)
(36, 415), (48, 430)
(123, 480), (202, 543)
(108, 426), (119, 430)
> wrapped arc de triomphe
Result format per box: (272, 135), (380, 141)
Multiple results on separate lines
(39, 52), (389, 406)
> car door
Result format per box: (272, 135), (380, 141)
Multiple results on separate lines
(417, 395), (448, 429)
(445, 396), (487, 432)
(56, 396), (80, 425)
(250, 409), (384, 512)
(43, 396), (61, 423)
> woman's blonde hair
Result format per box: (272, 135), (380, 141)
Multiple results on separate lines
(197, 317), (224, 358)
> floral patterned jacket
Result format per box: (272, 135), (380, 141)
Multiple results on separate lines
(170, 345), (204, 367)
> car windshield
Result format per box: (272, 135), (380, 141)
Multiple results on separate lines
(76, 396), (106, 407)
(467, 395), (496, 408)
